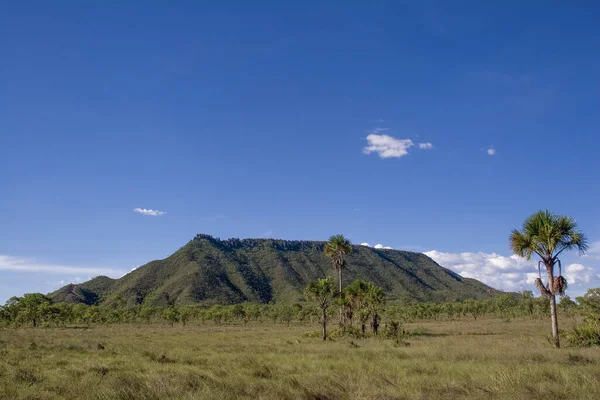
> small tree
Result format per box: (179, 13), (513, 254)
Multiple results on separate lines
(12, 293), (53, 328)
(366, 282), (385, 335)
(304, 277), (336, 341)
(577, 288), (600, 321)
(510, 210), (588, 348)
(162, 307), (180, 327)
(345, 280), (370, 333)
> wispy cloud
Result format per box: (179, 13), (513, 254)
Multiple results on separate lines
(259, 230), (273, 238)
(419, 143), (434, 150)
(0, 255), (125, 276)
(45, 277), (85, 286)
(363, 131), (414, 158)
(134, 208), (166, 216)
(582, 241), (600, 260)
(487, 148), (496, 156)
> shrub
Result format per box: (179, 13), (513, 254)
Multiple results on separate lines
(564, 320), (600, 347)
(383, 320), (410, 346)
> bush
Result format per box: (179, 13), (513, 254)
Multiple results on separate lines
(565, 321), (600, 347)
(383, 320), (410, 346)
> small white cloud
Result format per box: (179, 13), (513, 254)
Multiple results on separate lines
(134, 208), (166, 216)
(259, 230), (273, 238)
(384, 246), (393, 249)
(418, 143), (433, 150)
(131, 267), (137, 271)
(360, 242), (371, 247)
(374, 244), (384, 249)
(487, 148), (496, 156)
(363, 133), (414, 158)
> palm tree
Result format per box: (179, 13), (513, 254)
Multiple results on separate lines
(510, 210), (588, 348)
(304, 277), (337, 341)
(365, 282), (385, 335)
(345, 280), (370, 333)
(324, 234), (353, 293)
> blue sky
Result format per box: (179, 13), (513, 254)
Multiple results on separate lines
(1, 1), (599, 302)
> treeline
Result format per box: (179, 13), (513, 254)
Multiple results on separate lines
(1, 288), (598, 331)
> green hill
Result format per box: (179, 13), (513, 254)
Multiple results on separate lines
(50, 234), (496, 306)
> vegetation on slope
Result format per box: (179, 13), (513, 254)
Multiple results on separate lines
(50, 234), (494, 307)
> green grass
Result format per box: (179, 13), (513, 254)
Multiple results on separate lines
(1, 318), (599, 399)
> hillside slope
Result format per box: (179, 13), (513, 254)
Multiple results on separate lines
(50, 234), (495, 306)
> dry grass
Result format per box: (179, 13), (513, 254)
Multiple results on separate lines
(1, 318), (599, 399)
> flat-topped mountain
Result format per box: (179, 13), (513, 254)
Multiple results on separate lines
(50, 234), (495, 306)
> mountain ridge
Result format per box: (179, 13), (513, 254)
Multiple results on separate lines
(50, 234), (496, 306)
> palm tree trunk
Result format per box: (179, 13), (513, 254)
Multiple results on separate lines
(322, 307), (327, 341)
(550, 294), (560, 348)
(338, 266), (344, 327)
(545, 264), (560, 348)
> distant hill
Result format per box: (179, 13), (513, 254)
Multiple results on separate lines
(50, 234), (496, 306)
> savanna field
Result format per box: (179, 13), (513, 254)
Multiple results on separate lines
(2, 318), (599, 400)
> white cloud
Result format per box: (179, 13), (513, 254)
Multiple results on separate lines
(363, 133), (414, 158)
(583, 241), (600, 260)
(360, 243), (371, 247)
(424, 250), (537, 291)
(419, 143), (433, 149)
(564, 263), (596, 284)
(259, 230), (273, 238)
(0, 255), (125, 276)
(134, 208), (166, 216)
(374, 244), (384, 249)
(424, 250), (599, 294)
(487, 148), (496, 156)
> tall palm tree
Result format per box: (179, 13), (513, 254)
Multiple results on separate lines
(304, 277), (336, 341)
(510, 210), (588, 348)
(324, 234), (353, 293)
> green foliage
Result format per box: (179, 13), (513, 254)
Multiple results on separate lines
(509, 210), (588, 262)
(564, 321), (600, 347)
(304, 278), (336, 309)
(4, 288), (600, 333)
(324, 234), (353, 291)
(161, 308), (180, 327)
(577, 288), (600, 319)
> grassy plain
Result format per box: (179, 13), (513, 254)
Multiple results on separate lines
(1, 318), (599, 399)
